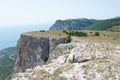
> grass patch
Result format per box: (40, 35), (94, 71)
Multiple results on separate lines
(25, 30), (67, 38)
(71, 30), (120, 45)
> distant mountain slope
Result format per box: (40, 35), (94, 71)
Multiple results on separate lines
(0, 47), (16, 80)
(85, 18), (120, 30)
(49, 18), (99, 30)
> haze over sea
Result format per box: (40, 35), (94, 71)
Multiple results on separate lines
(0, 24), (50, 50)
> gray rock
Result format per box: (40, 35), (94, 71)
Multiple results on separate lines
(49, 20), (70, 30)
(14, 33), (67, 73)
(12, 41), (120, 80)
(68, 48), (92, 63)
(48, 44), (69, 62)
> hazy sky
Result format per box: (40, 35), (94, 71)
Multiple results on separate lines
(0, 0), (120, 26)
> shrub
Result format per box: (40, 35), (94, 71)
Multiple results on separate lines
(63, 30), (66, 33)
(94, 32), (100, 36)
(74, 31), (87, 37)
(90, 32), (93, 34)
(40, 30), (45, 32)
(64, 31), (87, 37)
(66, 35), (72, 43)
(70, 31), (75, 35)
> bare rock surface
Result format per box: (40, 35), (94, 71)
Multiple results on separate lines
(12, 40), (120, 80)
(14, 32), (67, 73)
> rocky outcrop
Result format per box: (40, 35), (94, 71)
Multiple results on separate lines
(49, 20), (71, 30)
(49, 18), (98, 30)
(12, 41), (120, 80)
(14, 33), (67, 73)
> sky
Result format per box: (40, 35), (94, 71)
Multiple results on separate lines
(0, 0), (120, 26)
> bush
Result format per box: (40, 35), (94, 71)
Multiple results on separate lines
(40, 30), (45, 32)
(75, 32), (87, 37)
(63, 30), (66, 33)
(94, 32), (100, 36)
(64, 31), (87, 37)
(66, 35), (72, 43)
(70, 31), (75, 35)
(90, 32), (93, 34)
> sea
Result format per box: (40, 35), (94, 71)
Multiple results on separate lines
(0, 24), (51, 50)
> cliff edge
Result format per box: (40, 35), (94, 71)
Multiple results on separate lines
(14, 31), (67, 73)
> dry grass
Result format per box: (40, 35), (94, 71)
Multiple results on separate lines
(108, 26), (120, 32)
(72, 30), (120, 45)
(24, 30), (119, 44)
(24, 30), (67, 38)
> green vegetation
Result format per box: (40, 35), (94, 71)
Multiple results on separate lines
(66, 35), (72, 43)
(63, 18), (98, 30)
(69, 30), (120, 45)
(50, 17), (120, 30)
(0, 47), (16, 80)
(63, 30), (87, 37)
(85, 18), (120, 30)
(63, 30), (88, 43)
(40, 30), (45, 32)
(94, 32), (100, 36)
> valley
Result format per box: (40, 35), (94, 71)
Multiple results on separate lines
(0, 47), (16, 80)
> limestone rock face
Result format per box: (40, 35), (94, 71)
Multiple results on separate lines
(49, 20), (70, 30)
(12, 41), (120, 80)
(48, 44), (71, 62)
(14, 33), (67, 73)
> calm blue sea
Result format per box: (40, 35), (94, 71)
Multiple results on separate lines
(0, 24), (51, 50)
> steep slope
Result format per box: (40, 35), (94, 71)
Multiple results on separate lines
(13, 31), (67, 74)
(86, 18), (120, 30)
(49, 18), (98, 30)
(0, 47), (16, 80)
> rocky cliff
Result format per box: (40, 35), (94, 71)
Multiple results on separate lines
(14, 31), (67, 73)
(49, 18), (98, 30)
(12, 30), (120, 80)
(12, 40), (120, 80)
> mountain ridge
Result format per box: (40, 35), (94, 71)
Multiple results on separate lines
(85, 18), (120, 30)
(49, 17), (120, 30)
(49, 18), (99, 30)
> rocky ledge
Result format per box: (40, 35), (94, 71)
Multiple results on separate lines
(12, 40), (120, 80)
